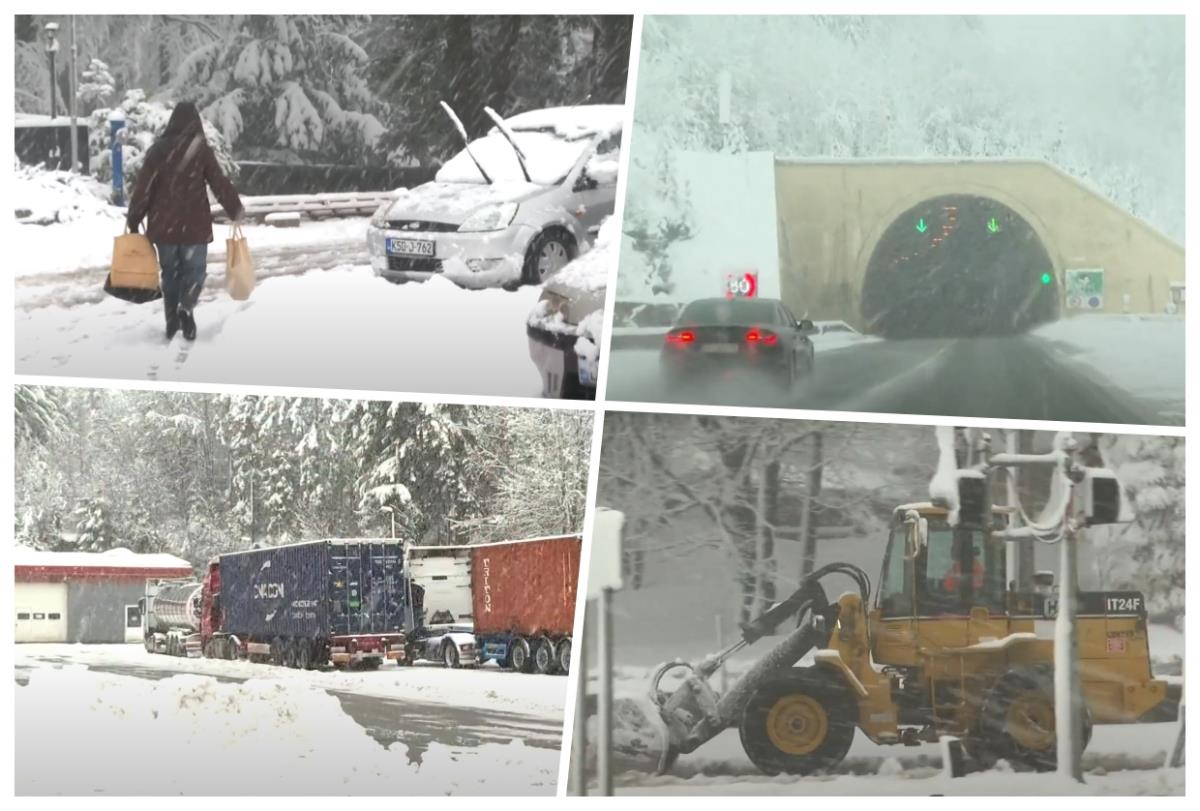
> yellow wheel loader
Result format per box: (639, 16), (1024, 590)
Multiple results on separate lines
(614, 503), (1171, 776)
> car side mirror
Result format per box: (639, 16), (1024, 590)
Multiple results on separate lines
(798, 318), (815, 333)
(573, 171), (598, 192)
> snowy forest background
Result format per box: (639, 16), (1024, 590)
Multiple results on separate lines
(14, 14), (631, 171)
(15, 386), (592, 567)
(599, 414), (1184, 628)
(621, 15), (1184, 295)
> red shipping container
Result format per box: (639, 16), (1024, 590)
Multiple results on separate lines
(470, 536), (581, 637)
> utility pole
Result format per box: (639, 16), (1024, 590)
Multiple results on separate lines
(68, 16), (79, 172)
(989, 432), (1087, 783)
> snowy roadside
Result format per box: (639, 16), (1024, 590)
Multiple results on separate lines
(15, 665), (560, 795)
(1032, 314), (1185, 419)
(613, 765), (1183, 796)
(16, 643), (567, 719)
(15, 266), (544, 396)
(15, 213), (370, 280)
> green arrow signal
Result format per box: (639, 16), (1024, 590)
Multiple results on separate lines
(915, 218), (928, 234)
(987, 217), (1000, 233)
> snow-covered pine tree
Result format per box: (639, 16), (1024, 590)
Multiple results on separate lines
(1095, 435), (1185, 627)
(171, 16), (383, 162)
(77, 57), (115, 113)
(71, 497), (119, 552)
(88, 88), (238, 191)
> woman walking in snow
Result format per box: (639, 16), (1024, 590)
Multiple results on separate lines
(126, 101), (244, 341)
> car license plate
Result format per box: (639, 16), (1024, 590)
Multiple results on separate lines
(386, 237), (435, 257)
(702, 344), (739, 354)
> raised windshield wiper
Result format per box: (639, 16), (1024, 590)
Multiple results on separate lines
(483, 106), (531, 183)
(439, 100), (492, 185)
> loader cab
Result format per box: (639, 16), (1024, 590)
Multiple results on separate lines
(872, 503), (1010, 664)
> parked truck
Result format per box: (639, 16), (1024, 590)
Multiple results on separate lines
(405, 535), (581, 674)
(140, 579), (203, 657)
(144, 539), (415, 670)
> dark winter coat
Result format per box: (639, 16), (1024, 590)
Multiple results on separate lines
(125, 102), (243, 245)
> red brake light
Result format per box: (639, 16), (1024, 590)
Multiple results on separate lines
(745, 328), (778, 346)
(666, 329), (695, 346)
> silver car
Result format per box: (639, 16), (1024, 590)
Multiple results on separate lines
(369, 105), (623, 290)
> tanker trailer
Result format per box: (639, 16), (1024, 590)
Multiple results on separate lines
(142, 579), (202, 657)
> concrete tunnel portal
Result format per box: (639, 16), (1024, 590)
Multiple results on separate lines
(860, 194), (1059, 339)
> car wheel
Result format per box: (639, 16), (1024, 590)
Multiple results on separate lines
(442, 641), (461, 669)
(522, 230), (576, 285)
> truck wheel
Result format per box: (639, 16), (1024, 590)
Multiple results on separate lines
(739, 667), (857, 776)
(144, 636), (155, 654)
(297, 641), (312, 670)
(556, 638), (572, 674)
(509, 637), (533, 672)
(442, 642), (461, 669)
(970, 664), (1092, 772)
(270, 638), (285, 666)
(534, 637), (556, 674)
(225, 638), (239, 661)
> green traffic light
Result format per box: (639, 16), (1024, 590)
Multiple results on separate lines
(987, 217), (1000, 234)
(915, 218), (928, 234)
(1040, 272), (1053, 285)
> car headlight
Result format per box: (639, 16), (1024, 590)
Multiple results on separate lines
(458, 202), (518, 233)
(370, 201), (391, 229)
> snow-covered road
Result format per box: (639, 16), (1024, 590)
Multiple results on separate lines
(605, 315), (1184, 425)
(15, 644), (566, 795)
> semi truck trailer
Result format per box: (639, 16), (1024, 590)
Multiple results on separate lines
(405, 534), (581, 673)
(144, 539), (416, 669)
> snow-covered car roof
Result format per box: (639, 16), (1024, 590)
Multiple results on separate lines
(504, 104), (624, 139)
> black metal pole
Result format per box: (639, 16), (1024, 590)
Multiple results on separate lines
(48, 50), (57, 119)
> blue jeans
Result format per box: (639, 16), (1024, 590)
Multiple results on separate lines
(155, 243), (208, 320)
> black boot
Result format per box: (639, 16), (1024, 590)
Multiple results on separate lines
(164, 298), (179, 340)
(179, 309), (197, 341)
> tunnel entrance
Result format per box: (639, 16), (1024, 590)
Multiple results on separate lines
(861, 194), (1058, 338)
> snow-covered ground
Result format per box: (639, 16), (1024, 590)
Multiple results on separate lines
(16, 643), (567, 717)
(16, 266), (543, 394)
(1032, 314), (1185, 421)
(13, 167), (549, 395)
(16, 664), (559, 795)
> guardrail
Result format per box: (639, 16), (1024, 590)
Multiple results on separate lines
(212, 191), (394, 223)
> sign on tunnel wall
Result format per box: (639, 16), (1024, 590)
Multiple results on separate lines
(1065, 268), (1105, 310)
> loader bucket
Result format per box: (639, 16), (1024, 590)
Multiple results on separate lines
(603, 695), (674, 775)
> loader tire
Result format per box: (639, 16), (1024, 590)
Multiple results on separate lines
(738, 667), (857, 776)
(970, 664), (1092, 772)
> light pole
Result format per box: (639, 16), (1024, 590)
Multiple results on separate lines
(380, 506), (397, 539)
(43, 22), (60, 120)
(68, 16), (79, 172)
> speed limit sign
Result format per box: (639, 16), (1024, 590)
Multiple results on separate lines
(725, 271), (758, 299)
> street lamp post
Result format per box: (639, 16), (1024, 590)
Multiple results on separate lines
(44, 22), (60, 120)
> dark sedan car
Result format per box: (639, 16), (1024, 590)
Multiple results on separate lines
(660, 297), (815, 388)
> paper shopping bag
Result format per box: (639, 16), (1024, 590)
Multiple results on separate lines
(110, 231), (160, 290)
(225, 224), (255, 301)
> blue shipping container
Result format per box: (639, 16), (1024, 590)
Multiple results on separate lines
(220, 540), (406, 640)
